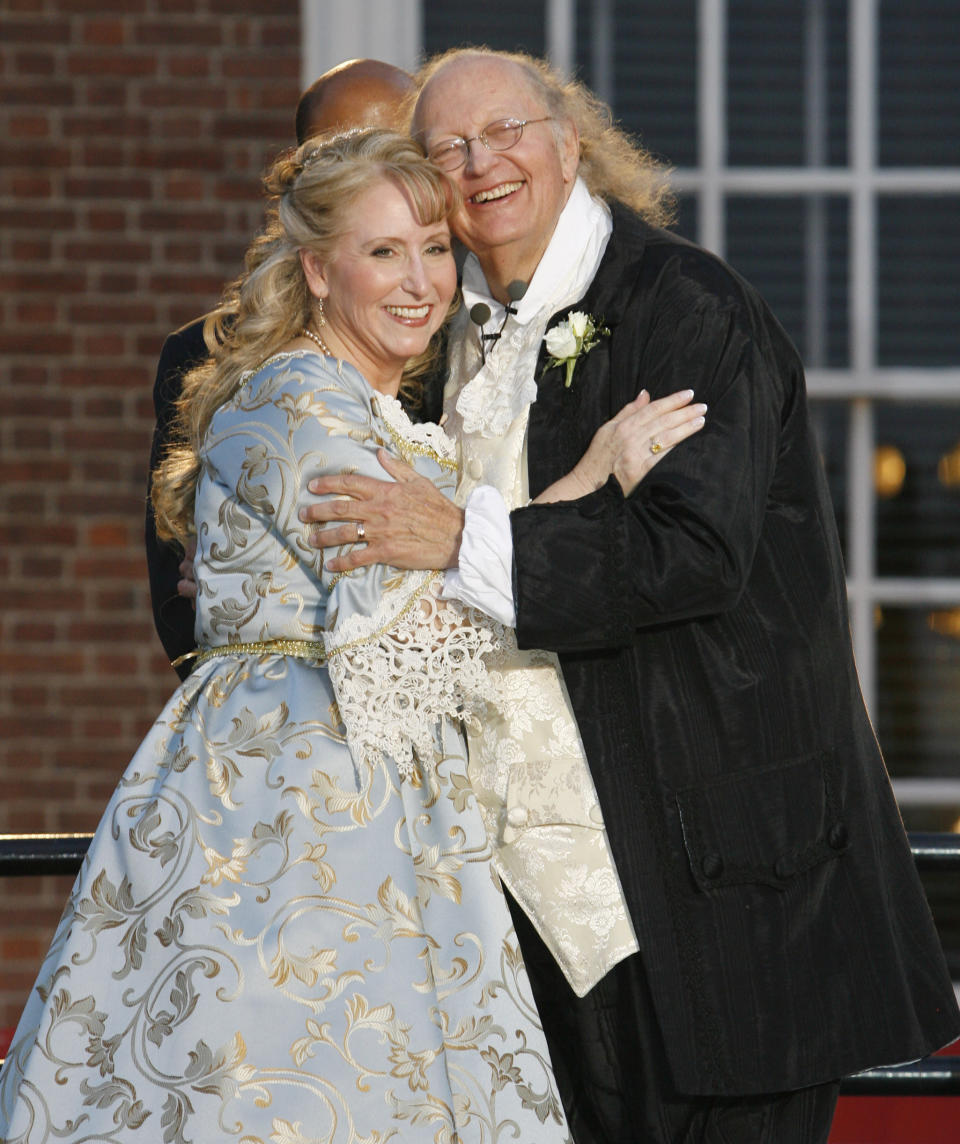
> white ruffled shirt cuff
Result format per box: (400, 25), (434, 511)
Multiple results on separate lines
(443, 485), (516, 626)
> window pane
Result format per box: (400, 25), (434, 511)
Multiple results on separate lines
(423, 3), (544, 56)
(875, 403), (960, 577)
(877, 196), (960, 366)
(879, 0), (960, 167)
(728, 0), (848, 167)
(726, 195), (850, 368)
(876, 606), (960, 781)
(575, 0), (697, 168)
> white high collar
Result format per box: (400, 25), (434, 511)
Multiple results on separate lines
(453, 178), (612, 438)
(460, 176), (611, 326)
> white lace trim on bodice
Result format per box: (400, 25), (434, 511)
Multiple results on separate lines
(373, 390), (458, 467)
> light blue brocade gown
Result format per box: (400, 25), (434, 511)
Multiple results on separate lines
(0, 351), (571, 1144)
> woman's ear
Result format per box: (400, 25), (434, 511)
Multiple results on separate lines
(300, 249), (329, 299)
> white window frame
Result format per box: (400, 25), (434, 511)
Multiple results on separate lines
(300, 0), (421, 84)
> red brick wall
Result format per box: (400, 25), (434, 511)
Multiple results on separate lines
(0, 0), (301, 1030)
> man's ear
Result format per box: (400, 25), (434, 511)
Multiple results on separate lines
(300, 249), (329, 299)
(558, 118), (580, 184)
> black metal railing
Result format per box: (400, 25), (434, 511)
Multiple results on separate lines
(2, 830), (960, 1094)
(0, 832), (93, 876)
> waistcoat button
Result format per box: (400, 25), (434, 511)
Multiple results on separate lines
(506, 805), (528, 828)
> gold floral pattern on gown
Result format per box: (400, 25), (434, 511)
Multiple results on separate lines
(0, 352), (571, 1144)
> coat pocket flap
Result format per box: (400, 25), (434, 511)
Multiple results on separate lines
(676, 752), (847, 891)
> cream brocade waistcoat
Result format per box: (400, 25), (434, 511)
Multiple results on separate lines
(445, 311), (639, 997)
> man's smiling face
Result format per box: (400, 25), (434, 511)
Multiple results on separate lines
(412, 55), (579, 290)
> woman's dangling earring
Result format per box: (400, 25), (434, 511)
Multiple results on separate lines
(316, 298), (326, 327)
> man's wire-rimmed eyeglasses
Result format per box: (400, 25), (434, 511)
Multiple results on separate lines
(426, 117), (554, 172)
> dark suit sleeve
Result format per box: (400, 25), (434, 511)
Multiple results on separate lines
(512, 250), (806, 654)
(145, 319), (210, 678)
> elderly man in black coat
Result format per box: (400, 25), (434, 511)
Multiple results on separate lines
(300, 47), (960, 1144)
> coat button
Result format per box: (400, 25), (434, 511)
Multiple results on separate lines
(701, 853), (724, 879)
(467, 458), (483, 480)
(774, 857), (793, 880)
(506, 805), (528, 828)
(588, 804), (604, 825)
(827, 822), (848, 850)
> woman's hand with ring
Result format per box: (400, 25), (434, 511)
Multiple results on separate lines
(569, 388), (706, 499)
(609, 389), (707, 495)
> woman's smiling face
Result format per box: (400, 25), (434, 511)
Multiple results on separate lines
(301, 177), (457, 395)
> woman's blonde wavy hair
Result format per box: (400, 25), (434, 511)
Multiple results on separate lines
(410, 47), (676, 227)
(152, 128), (459, 547)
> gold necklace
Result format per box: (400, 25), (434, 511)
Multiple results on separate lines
(301, 326), (335, 356)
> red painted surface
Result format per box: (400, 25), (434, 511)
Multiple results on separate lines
(829, 1040), (960, 1144)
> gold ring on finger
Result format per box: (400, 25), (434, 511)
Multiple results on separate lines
(650, 438), (663, 455)
(356, 521), (365, 541)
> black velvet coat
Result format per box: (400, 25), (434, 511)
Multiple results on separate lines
(511, 204), (960, 1095)
(145, 317), (210, 679)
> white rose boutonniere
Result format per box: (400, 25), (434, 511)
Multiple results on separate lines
(543, 311), (610, 388)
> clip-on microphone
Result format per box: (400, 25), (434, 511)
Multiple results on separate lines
(468, 280), (528, 363)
